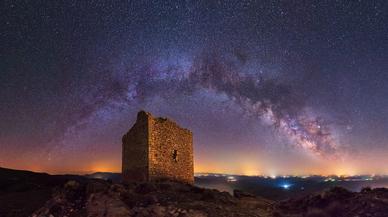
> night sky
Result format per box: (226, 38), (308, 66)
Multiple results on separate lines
(1, 0), (388, 175)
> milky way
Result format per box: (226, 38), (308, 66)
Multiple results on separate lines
(106, 51), (340, 157)
(1, 0), (388, 174)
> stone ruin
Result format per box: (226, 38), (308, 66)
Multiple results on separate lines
(122, 111), (194, 184)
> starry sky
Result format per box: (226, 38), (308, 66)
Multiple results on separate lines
(1, 0), (388, 175)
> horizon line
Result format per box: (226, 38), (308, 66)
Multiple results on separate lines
(2, 166), (387, 177)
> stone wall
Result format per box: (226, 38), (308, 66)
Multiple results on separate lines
(122, 111), (194, 184)
(148, 115), (194, 184)
(122, 111), (150, 182)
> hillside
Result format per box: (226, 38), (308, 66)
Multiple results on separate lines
(1, 167), (388, 217)
(0, 167), (88, 217)
(273, 186), (388, 217)
(0, 167), (272, 217)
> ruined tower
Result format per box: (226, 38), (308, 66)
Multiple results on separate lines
(122, 111), (194, 184)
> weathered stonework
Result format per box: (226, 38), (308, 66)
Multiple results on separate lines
(122, 111), (194, 184)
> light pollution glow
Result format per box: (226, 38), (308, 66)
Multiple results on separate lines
(2, 148), (388, 176)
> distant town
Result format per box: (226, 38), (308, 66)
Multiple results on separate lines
(194, 173), (388, 200)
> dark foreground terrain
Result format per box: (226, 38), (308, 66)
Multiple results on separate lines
(1, 167), (388, 217)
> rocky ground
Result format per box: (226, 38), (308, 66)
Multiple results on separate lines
(2, 167), (388, 217)
(273, 186), (388, 217)
(0, 167), (86, 217)
(31, 179), (273, 217)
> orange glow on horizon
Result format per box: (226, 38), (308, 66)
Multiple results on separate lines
(2, 162), (388, 176)
(89, 161), (120, 173)
(2, 148), (388, 176)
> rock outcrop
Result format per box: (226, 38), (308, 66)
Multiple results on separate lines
(3, 167), (388, 217)
(273, 186), (388, 217)
(31, 179), (273, 217)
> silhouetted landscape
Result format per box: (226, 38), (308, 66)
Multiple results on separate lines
(2, 167), (388, 217)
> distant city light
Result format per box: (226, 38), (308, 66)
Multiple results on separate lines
(324, 178), (337, 182)
(281, 183), (291, 190)
(277, 180), (295, 190)
(227, 176), (237, 182)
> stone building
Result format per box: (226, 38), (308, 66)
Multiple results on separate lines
(122, 111), (194, 184)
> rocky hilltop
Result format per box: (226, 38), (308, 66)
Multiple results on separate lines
(2, 167), (388, 217)
(0, 167), (272, 217)
(32, 179), (273, 217)
(273, 186), (388, 217)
